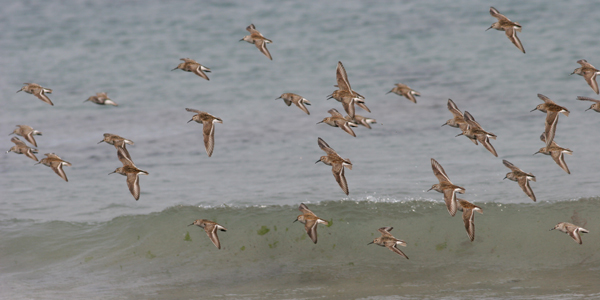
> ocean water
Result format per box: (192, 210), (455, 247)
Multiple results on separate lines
(1, 0), (599, 299)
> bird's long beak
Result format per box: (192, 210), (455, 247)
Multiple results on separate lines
(533, 151), (540, 155)
(455, 133), (463, 137)
(549, 228), (555, 231)
(315, 159), (321, 164)
(316, 121), (324, 124)
(171, 67), (178, 71)
(586, 107), (592, 111)
(385, 90), (392, 94)
(485, 25), (493, 31)
(427, 187), (434, 192)
(239, 38), (244, 42)
(293, 219), (298, 223)
(441, 123), (447, 127)
(367, 241), (374, 245)
(188, 223), (195, 226)
(275, 97), (280, 100)
(503, 176), (507, 180)
(83, 99), (89, 103)
(16, 90), (21, 93)
(530, 108), (537, 112)
(34, 161), (41, 165)
(108, 171), (116, 175)
(569, 72), (575, 75)
(187, 119), (194, 123)
(97, 140), (104, 144)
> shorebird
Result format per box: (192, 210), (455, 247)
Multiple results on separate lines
(6, 137), (38, 161)
(571, 60), (600, 94)
(428, 158), (465, 217)
(186, 108), (223, 157)
(240, 24), (273, 60)
(457, 199), (483, 242)
(386, 83), (420, 103)
(84, 92), (117, 106)
(10, 125), (42, 147)
(171, 58), (211, 80)
(328, 61), (368, 119)
(36, 153), (71, 182)
(98, 133), (135, 164)
(442, 99), (466, 128)
(276, 93), (311, 115)
(294, 203), (329, 244)
(502, 160), (536, 202)
(576, 96), (600, 112)
(457, 111), (498, 157)
(316, 137), (352, 195)
(368, 227), (408, 259)
(536, 133), (573, 174)
(109, 149), (148, 200)
(189, 219), (227, 249)
(531, 94), (569, 149)
(345, 114), (376, 129)
(317, 108), (358, 137)
(16, 83), (54, 106)
(486, 6), (525, 53)
(550, 222), (588, 244)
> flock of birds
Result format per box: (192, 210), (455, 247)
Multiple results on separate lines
(6, 7), (595, 258)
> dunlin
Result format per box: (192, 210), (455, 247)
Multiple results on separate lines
(442, 99), (466, 128)
(276, 93), (311, 115)
(345, 114), (376, 129)
(294, 203), (329, 244)
(188, 219), (227, 249)
(240, 24), (273, 60)
(36, 153), (71, 182)
(550, 222), (588, 244)
(98, 133), (134, 163)
(368, 227), (408, 259)
(172, 58), (211, 80)
(571, 59), (600, 94)
(457, 111), (498, 157)
(531, 94), (569, 149)
(84, 92), (118, 106)
(536, 133), (572, 174)
(109, 149), (148, 200)
(186, 108), (223, 157)
(428, 158), (465, 217)
(486, 6), (525, 53)
(17, 83), (54, 106)
(316, 137), (352, 195)
(328, 61), (368, 119)
(6, 137), (38, 161)
(317, 108), (358, 137)
(386, 83), (420, 103)
(576, 96), (600, 112)
(502, 160), (536, 202)
(10, 125), (42, 147)
(457, 199), (483, 242)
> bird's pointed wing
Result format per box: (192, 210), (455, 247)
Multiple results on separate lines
(583, 70), (599, 94)
(462, 208), (475, 241)
(489, 7), (509, 21)
(537, 94), (555, 104)
(126, 173), (141, 200)
(443, 189), (458, 217)
(551, 151), (571, 174)
(386, 243), (409, 259)
(544, 111), (559, 148)
(298, 203), (316, 216)
(478, 135), (498, 157)
(332, 163), (349, 195)
(193, 65), (210, 80)
(505, 27), (525, 53)
(202, 120), (216, 157)
(204, 223), (222, 249)
(336, 61), (352, 91)
(50, 161), (68, 182)
(254, 39), (272, 60)
(305, 220), (318, 244)
(295, 100), (310, 115)
(431, 158), (451, 183)
(518, 177), (536, 202)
